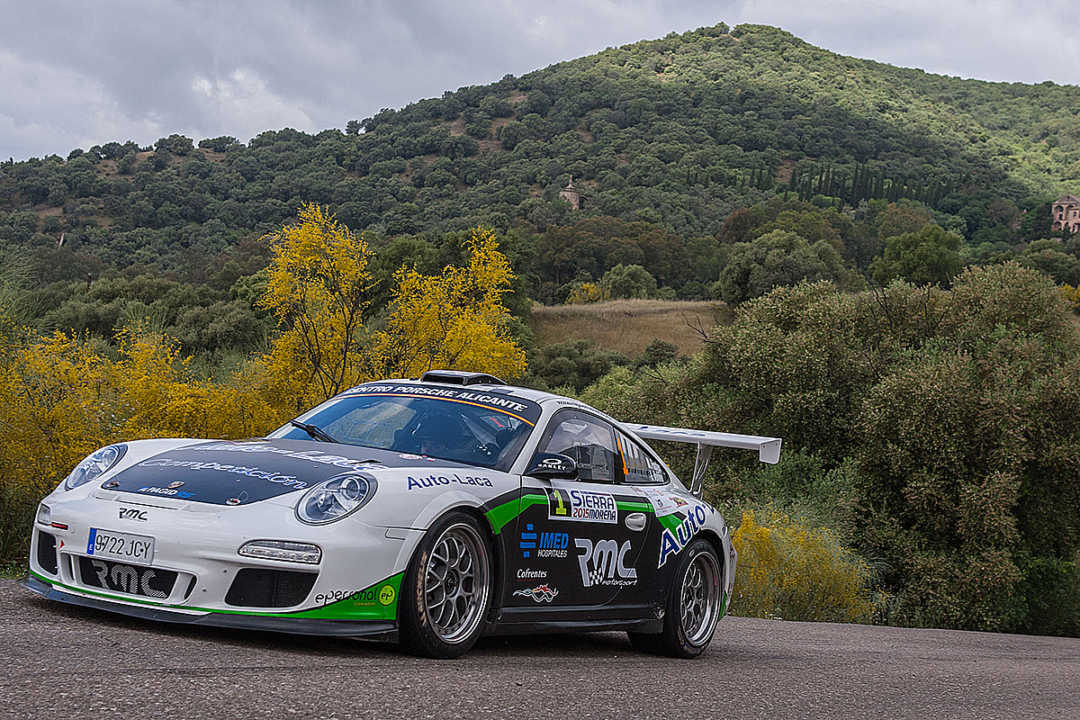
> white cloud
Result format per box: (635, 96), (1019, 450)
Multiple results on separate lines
(190, 68), (314, 142)
(0, 49), (170, 158)
(724, 1), (1080, 84)
(0, 1), (1077, 160)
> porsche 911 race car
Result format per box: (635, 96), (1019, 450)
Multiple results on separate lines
(24, 370), (781, 658)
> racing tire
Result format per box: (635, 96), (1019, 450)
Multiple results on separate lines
(628, 538), (723, 659)
(400, 511), (493, 659)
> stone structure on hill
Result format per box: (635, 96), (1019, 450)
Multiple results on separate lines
(1052, 194), (1080, 232)
(559, 176), (585, 210)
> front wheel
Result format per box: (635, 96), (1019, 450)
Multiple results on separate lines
(399, 511), (493, 658)
(628, 538), (723, 658)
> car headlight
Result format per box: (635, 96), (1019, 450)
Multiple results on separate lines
(295, 472), (377, 525)
(63, 445), (127, 491)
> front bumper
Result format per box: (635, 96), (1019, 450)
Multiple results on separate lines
(22, 575), (397, 639)
(28, 490), (422, 630)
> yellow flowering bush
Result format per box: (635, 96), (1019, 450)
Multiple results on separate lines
(376, 226), (526, 380)
(0, 328), (277, 560)
(256, 203), (377, 412)
(254, 208), (525, 416)
(730, 509), (874, 623)
(0, 207), (527, 562)
(565, 281), (602, 304)
(1061, 283), (1080, 313)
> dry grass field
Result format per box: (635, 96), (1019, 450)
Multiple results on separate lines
(529, 299), (729, 357)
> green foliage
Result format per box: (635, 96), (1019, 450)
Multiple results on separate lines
(1016, 239), (1080, 286)
(600, 263), (657, 299)
(636, 339), (679, 368)
(715, 229), (861, 304)
(528, 339), (628, 392)
(1012, 555), (1080, 637)
(5, 22), (1080, 272)
(525, 215), (718, 303)
(584, 264), (1080, 634)
(870, 224), (963, 286)
(198, 136), (241, 152)
(0, 481), (35, 569)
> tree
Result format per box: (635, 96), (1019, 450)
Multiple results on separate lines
(600, 263), (657, 299)
(1017, 239), (1080, 286)
(715, 229), (858, 304)
(376, 227), (526, 379)
(257, 204), (376, 408)
(198, 136), (240, 152)
(870, 224), (962, 286)
(586, 263), (1080, 634)
(257, 210), (526, 411)
(154, 134), (194, 155)
(529, 339), (628, 391)
(874, 201), (933, 241)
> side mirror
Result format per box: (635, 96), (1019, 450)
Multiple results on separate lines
(525, 452), (578, 480)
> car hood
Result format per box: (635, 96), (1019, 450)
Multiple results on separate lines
(107, 439), (471, 506)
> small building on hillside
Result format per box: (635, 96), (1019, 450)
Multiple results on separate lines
(1052, 194), (1080, 232)
(559, 176), (586, 210)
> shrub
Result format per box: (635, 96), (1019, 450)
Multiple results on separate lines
(565, 281), (601, 304)
(584, 263), (1080, 634)
(869, 223), (962, 286)
(1012, 554), (1080, 637)
(600, 263), (657, 299)
(529, 339), (627, 392)
(635, 339), (678, 368)
(0, 328), (278, 561)
(716, 229), (861, 304)
(729, 510), (874, 623)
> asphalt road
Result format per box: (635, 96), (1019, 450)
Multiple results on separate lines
(2, 580), (1078, 720)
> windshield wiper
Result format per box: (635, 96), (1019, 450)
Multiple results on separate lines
(290, 420), (338, 444)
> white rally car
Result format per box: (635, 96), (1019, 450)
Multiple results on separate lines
(24, 370), (780, 658)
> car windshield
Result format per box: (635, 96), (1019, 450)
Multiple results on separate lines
(273, 392), (537, 471)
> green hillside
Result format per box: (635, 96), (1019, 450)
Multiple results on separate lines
(3, 21), (1080, 363)
(3, 22), (1079, 274)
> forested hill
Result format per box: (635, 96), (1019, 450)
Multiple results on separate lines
(3, 22), (1080, 275)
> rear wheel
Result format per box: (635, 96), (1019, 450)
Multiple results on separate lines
(400, 511), (492, 658)
(628, 538), (722, 658)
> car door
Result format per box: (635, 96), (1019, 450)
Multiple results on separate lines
(610, 429), (674, 609)
(504, 409), (652, 616)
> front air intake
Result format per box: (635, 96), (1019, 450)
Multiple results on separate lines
(36, 531), (58, 575)
(225, 568), (317, 608)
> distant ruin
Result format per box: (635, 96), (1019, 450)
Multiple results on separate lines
(559, 176), (585, 210)
(1052, 195), (1080, 232)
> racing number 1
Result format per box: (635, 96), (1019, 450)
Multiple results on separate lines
(550, 488), (568, 516)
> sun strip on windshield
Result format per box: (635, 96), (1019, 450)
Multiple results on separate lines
(338, 392), (536, 426)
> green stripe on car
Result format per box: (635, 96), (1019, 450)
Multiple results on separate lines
(29, 569), (403, 621)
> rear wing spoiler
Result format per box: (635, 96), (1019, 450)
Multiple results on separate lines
(627, 424), (783, 497)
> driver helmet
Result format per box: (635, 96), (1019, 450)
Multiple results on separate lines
(414, 404), (470, 457)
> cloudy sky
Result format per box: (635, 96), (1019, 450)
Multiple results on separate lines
(2, 0), (1078, 161)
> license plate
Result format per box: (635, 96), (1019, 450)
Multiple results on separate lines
(87, 528), (155, 565)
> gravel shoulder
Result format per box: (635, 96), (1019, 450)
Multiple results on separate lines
(2, 579), (1078, 720)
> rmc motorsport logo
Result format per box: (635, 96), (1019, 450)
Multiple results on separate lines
(575, 538), (637, 588)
